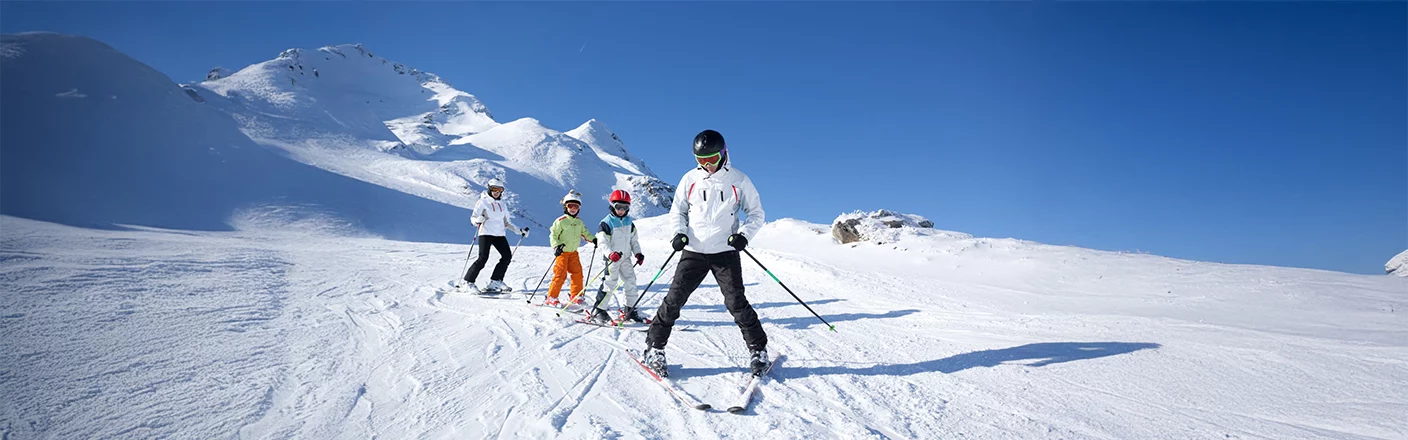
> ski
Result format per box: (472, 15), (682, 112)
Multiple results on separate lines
(726, 350), (783, 414)
(444, 280), (515, 297)
(575, 317), (648, 332)
(570, 315), (689, 332)
(623, 348), (711, 411)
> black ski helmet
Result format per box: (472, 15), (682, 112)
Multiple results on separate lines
(693, 129), (728, 167)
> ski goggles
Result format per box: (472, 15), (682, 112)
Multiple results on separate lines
(488, 185), (504, 192)
(694, 151), (722, 168)
(611, 201), (630, 211)
(565, 202), (581, 209)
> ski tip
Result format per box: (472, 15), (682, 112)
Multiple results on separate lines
(726, 406), (744, 414)
(695, 404), (712, 410)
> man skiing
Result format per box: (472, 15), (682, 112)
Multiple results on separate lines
(460, 178), (527, 294)
(544, 190), (597, 307)
(584, 189), (647, 325)
(643, 129), (769, 377)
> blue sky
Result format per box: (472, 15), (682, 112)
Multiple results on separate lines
(3, 2), (1404, 274)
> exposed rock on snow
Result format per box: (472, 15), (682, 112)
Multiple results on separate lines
(831, 209), (935, 244)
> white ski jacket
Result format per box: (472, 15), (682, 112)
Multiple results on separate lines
(471, 191), (522, 237)
(596, 213), (643, 258)
(669, 166), (765, 255)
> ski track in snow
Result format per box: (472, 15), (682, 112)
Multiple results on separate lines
(2, 215), (1406, 439)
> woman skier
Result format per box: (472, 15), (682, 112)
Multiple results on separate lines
(459, 178), (527, 294)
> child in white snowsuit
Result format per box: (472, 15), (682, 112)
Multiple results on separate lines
(586, 190), (646, 324)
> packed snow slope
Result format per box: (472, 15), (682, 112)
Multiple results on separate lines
(190, 41), (674, 236)
(3, 210), (1404, 439)
(0, 32), (467, 242)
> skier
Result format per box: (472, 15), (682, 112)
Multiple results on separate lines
(544, 190), (597, 307)
(584, 189), (647, 325)
(643, 129), (769, 377)
(459, 178), (527, 294)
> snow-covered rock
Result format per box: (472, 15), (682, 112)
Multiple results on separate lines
(831, 209), (936, 244)
(1387, 249), (1408, 276)
(204, 67), (232, 80)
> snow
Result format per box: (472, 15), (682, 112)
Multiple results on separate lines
(1387, 249), (1408, 276)
(0, 32), (469, 242)
(189, 40), (673, 233)
(3, 213), (1405, 439)
(4, 32), (1408, 440)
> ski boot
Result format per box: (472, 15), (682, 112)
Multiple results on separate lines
(485, 280), (511, 293)
(543, 297), (561, 307)
(588, 308), (612, 325)
(748, 347), (770, 376)
(456, 280), (482, 295)
(619, 307), (647, 324)
(643, 347), (669, 377)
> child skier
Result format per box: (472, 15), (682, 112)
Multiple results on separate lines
(584, 189), (647, 324)
(544, 190), (596, 307)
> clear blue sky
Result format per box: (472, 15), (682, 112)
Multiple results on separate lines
(4, 2), (1404, 274)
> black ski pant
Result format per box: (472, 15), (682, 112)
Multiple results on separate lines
(464, 235), (511, 282)
(647, 250), (767, 351)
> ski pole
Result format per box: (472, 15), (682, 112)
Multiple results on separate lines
(628, 249), (679, 310)
(743, 249), (836, 332)
(559, 263), (609, 316)
(583, 241), (598, 293)
(511, 232), (526, 258)
(565, 241), (598, 305)
(459, 230), (480, 281)
(525, 253), (558, 304)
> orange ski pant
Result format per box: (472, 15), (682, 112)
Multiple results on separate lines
(547, 251), (584, 300)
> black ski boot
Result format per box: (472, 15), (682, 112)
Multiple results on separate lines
(621, 307), (646, 324)
(643, 347), (668, 377)
(749, 347), (770, 376)
(588, 308), (612, 325)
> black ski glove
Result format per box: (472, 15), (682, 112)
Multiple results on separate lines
(671, 233), (688, 251)
(554, 244), (565, 257)
(634, 253), (645, 266)
(728, 234), (748, 251)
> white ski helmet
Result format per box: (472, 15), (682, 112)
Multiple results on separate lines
(486, 178), (505, 191)
(561, 190), (582, 207)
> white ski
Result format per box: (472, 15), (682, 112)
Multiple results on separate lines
(726, 350), (783, 414)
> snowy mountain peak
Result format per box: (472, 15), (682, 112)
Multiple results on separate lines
(184, 40), (672, 235)
(1387, 249), (1408, 276)
(565, 118), (653, 177)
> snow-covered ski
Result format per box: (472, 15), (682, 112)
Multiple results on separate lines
(726, 350), (783, 414)
(623, 348), (712, 411)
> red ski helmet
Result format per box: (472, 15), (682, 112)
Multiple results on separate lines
(609, 190), (631, 204)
